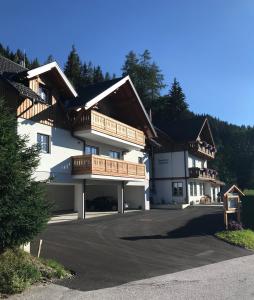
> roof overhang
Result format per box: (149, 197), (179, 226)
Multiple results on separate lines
(224, 184), (245, 196)
(26, 62), (77, 97)
(197, 118), (215, 147)
(81, 75), (157, 138)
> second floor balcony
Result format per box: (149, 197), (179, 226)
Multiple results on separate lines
(189, 167), (218, 180)
(72, 110), (146, 150)
(72, 154), (146, 180)
(189, 141), (216, 159)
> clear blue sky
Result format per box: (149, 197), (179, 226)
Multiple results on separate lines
(1, 0), (254, 126)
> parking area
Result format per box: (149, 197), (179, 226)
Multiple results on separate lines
(33, 207), (251, 292)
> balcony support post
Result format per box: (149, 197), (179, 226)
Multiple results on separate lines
(117, 181), (124, 214)
(76, 180), (86, 219)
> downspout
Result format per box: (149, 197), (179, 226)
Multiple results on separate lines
(184, 149), (189, 204)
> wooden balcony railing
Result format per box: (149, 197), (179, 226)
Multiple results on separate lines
(72, 110), (145, 147)
(72, 155), (146, 179)
(189, 141), (216, 159)
(189, 167), (218, 180)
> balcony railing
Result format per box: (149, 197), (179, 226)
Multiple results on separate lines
(72, 155), (146, 179)
(189, 167), (218, 180)
(189, 141), (216, 159)
(72, 110), (145, 147)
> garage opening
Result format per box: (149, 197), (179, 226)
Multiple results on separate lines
(46, 184), (75, 213)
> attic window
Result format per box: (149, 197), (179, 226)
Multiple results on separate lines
(38, 84), (51, 104)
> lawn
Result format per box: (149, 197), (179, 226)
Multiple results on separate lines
(216, 229), (254, 251)
(243, 189), (254, 196)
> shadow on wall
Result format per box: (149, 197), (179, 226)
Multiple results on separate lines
(121, 210), (224, 241)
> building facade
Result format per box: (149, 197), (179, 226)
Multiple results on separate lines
(150, 118), (224, 205)
(0, 56), (156, 218)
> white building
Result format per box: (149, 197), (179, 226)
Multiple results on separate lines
(0, 55), (156, 219)
(150, 118), (224, 206)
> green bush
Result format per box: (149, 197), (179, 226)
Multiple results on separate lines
(242, 196), (254, 230)
(0, 249), (71, 295)
(0, 249), (40, 294)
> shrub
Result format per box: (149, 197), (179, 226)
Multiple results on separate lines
(0, 99), (51, 253)
(242, 196), (254, 230)
(0, 249), (40, 294)
(0, 249), (72, 295)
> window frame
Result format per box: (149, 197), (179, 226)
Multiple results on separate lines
(84, 145), (99, 155)
(109, 150), (121, 160)
(172, 182), (183, 197)
(37, 133), (50, 154)
(38, 84), (51, 105)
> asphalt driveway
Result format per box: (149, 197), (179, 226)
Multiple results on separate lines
(33, 207), (251, 292)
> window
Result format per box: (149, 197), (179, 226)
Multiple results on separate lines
(190, 182), (194, 196)
(200, 183), (205, 195)
(109, 150), (121, 159)
(138, 157), (143, 164)
(190, 182), (198, 196)
(201, 161), (205, 169)
(38, 84), (51, 104)
(37, 133), (50, 153)
(192, 158), (196, 167)
(172, 182), (183, 197)
(85, 145), (99, 155)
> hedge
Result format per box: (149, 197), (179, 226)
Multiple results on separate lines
(242, 196), (254, 230)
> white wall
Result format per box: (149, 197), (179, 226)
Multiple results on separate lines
(154, 151), (187, 178)
(17, 118), (83, 182)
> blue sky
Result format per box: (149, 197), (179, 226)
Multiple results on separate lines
(1, 0), (254, 126)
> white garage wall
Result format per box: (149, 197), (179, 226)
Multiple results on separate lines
(124, 186), (144, 209)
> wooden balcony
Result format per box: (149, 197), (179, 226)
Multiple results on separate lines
(72, 155), (146, 179)
(189, 141), (216, 159)
(189, 167), (218, 180)
(72, 109), (145, 147)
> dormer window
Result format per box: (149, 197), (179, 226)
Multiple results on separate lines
(38, 84), (51, 104)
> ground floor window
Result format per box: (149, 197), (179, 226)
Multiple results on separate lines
(37, 133), (50, 153)
(190, 182), (198, 196)
(172, 182), (183, 197)
(200, 183), (205, 195)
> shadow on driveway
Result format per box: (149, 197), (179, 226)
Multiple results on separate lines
(33, 207), (251, 292)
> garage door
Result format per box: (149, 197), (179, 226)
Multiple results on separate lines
(46, 184), (74, 212)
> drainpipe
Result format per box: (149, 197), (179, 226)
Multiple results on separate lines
(184, 150), (189, 204)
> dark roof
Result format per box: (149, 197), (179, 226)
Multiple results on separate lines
(157, 117), (207, 143)
(65, 77), (124, 109)
(0, 55), (27, 76)
(0, 55), (44, 103)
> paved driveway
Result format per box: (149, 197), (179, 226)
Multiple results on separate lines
(33, 207), (251, 292)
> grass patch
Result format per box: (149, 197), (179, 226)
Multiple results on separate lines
(216, 229), (254, 250)
(0, 248), (72, 296)
(243, 189), (254, 196)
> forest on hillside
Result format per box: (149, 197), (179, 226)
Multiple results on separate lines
(1, 43), (253, 189)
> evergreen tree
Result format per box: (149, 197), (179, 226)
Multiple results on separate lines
(64, 45), (83, 88)
(0, 99), (51, 253)
(122, 50), (165, 109)
(45, 55), (54, 64)
(82, 61), (94, 85)
(104, 72), (111, 81)
(93, 66), (104, 83)
(29, 58), (40, 69)
(162, 78), (189, 120)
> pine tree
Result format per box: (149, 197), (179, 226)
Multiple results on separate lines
(122, 50), (165, 109)
(0, 99), (51, 253)
(104, 72), (111, 81)
(93, 66), (104, 83)
(162, 78), (189, 120)
(45, 55), (54, 64)
(29, 58), (40, 69)
(64, 45), (83, 88)
(82, 61), (94, 86)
